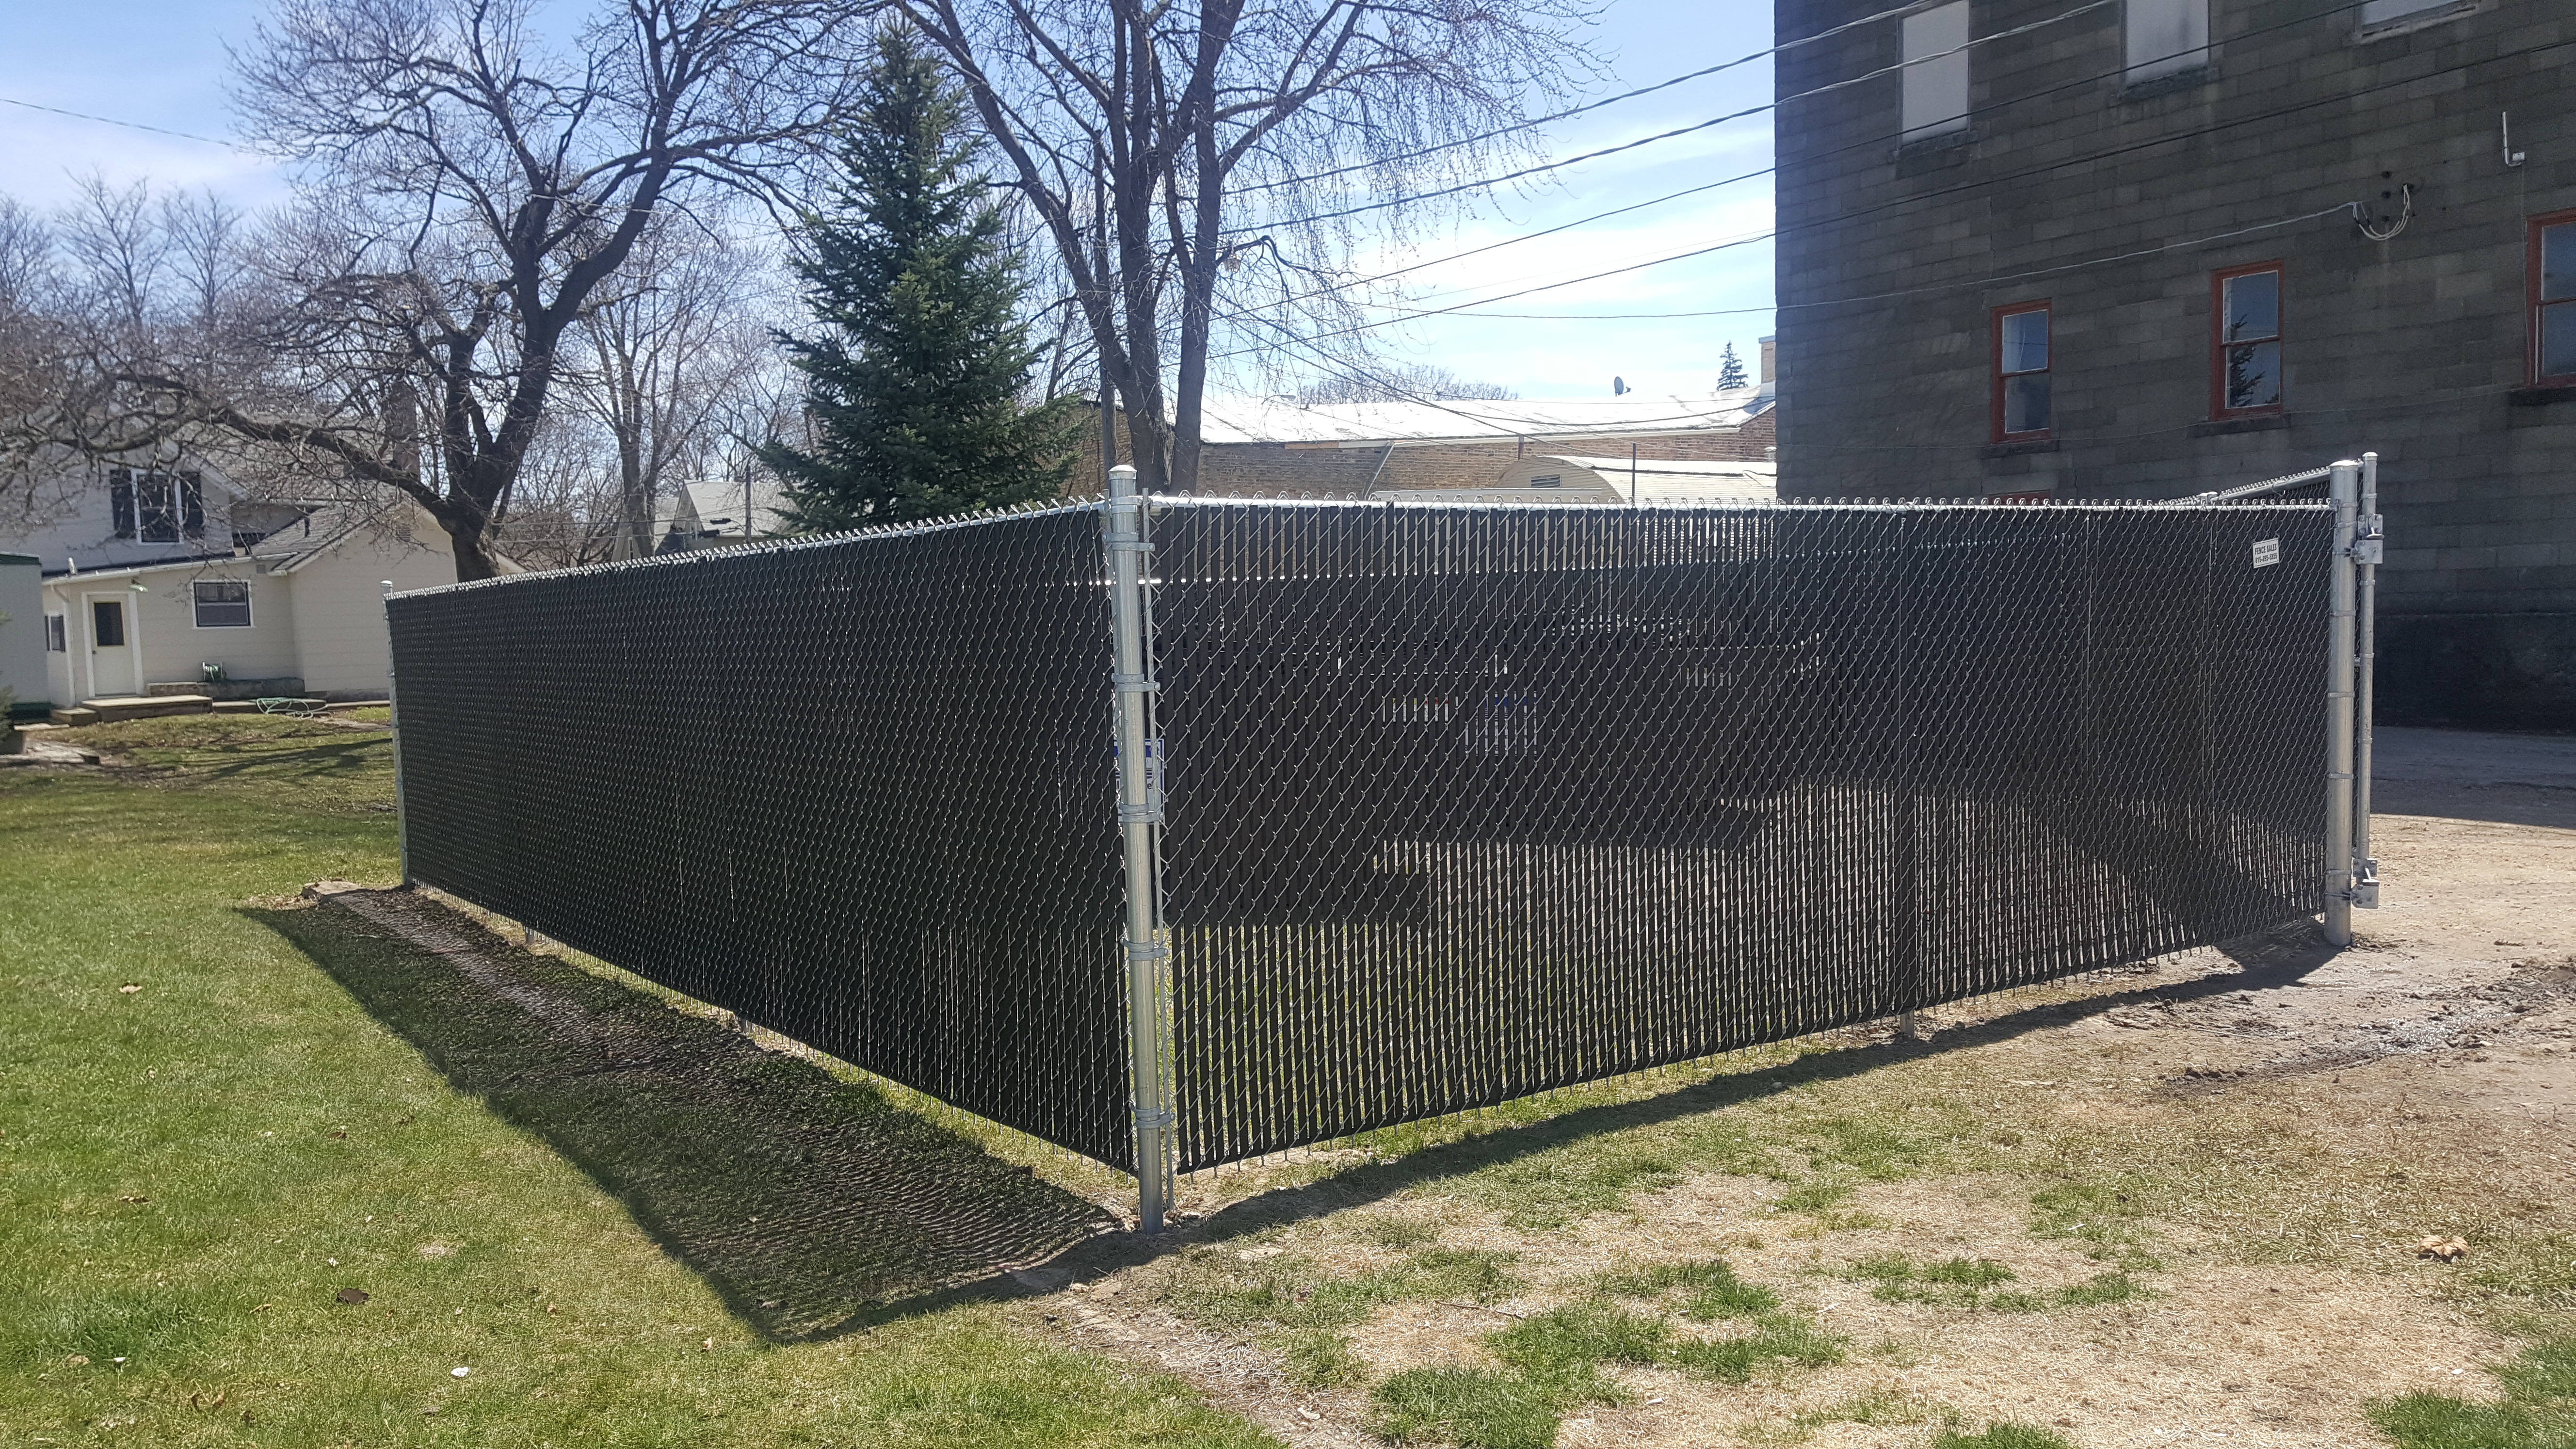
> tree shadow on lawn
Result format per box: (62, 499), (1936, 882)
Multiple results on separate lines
(246, 889), (1119, 1343)
(1110, 918), (2343, 1262)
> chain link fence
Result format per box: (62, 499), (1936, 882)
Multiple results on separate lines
(386, 505), (1137, 1168)
(1149, 500), (2331, 1168)
(386, 491), (2348, 1208)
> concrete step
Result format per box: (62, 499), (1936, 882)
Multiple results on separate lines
(79, 695), (214, 723)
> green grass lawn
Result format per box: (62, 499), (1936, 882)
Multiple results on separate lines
(0, 721), (1275, 1448)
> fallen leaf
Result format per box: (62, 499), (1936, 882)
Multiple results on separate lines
(328, 1130), (347, 1140)
(118, 1194), (148, 1204)
(253, 1304), (273, 1312)
(2415, 1236), (2469, 1262)
(65, 1354), (89, 1366)
(701, 1337), (715, 1352)
(118, 984), (142, 994)
(337, 1288), (370, 1304)
(1296, 1407), (1321, 1421)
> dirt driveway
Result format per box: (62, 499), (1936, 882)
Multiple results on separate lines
(1015, 726), (2576, 1449)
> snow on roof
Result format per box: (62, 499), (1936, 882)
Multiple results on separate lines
(1193, 388), (1771, 448)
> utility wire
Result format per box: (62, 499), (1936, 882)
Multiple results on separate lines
(1229, 0), (2115, 235)
(0, 96), (236, 148)
(1232, 0), (1934, 195)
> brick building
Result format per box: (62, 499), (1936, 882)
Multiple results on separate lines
(1771, 0), (2574, 729)
(1077, 367), (1778, 499)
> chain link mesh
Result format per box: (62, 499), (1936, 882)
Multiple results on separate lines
(387, 497), (2335, 1181)
(1150, 500), (2333, 1169)
(386, 505), (1133, 1167)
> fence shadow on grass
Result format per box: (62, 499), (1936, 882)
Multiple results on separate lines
(245, 888), (1120, 1342)
(1139, 919), (2342, 1257)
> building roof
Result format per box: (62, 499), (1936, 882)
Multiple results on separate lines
(1193, 388), (1773, 449)
(672, 478), (794, 539)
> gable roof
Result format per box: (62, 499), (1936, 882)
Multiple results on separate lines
(1193, 388), (1773, 449)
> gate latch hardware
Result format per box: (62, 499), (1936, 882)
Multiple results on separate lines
(2345, 515), (2384, 564)
(2351, 855), (2381, 909)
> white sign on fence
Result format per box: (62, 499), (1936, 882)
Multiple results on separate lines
(2251, 537), (2281, 569)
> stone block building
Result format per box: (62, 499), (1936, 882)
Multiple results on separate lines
(1772, 0), (2573, 728)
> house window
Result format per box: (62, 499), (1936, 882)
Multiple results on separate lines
(1992, 302), (2051, 440)
(108, 469), (206, 543)
(193, 580), (253, 628)
(2533, 211), (2576, 386)
(2125, 0), (2209, 82)
(45, 614), (67, 652)
(1901, 1), (1970, 142)
(2213, 263), (2285, 417)
(92, 599), (126, 647)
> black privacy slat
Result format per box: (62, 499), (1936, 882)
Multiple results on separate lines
(386, 507), (1132, 1168)
(388, 499), (2332, 1180)
(1150, 501), (2331, 1171)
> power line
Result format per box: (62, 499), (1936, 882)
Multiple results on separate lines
(0, 96), (237, 148)
(1229, 0), (2115, 235)
(1232, 0), (1933, 196)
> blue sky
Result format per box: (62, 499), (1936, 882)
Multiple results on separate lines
(0, 0), (1776, 402)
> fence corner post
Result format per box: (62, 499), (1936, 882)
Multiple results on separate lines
(2323, 462), (2360, 948)
(2353, 452), (2382, 910)
(382, 579), (410, 888)
(1102, 464), (1174, 1232)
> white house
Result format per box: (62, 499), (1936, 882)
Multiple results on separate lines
(9, 460), (457, 709)
(655, 477), (794, 553)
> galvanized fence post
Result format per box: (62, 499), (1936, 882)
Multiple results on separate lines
(2323, 461), (2360, 948)
(382, 580), (410, 887)
(2352, 453), (2383, 910)
(1101, 464), (1174, 1231)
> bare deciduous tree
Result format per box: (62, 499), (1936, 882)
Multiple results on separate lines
(567, 222), (782, 559)
(15, 0), (866, 581)
(893, 0), (1601, 493)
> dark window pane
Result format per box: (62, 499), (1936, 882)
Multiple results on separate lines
(2543, 301), (2576, 380)
(92, 600), (126, 647)
(180, 473), (205, 539)
(138, 474), (179, 543)
(2225, 340), (2283, 410)
(2543, 222), (2576, 304)
(2224, 271), (2279, 342)
(46, 615), (67, 652)
(193, 580), (252, 628)
(2003, 373), (2051, 435)
(2001, 310), (2049, 373)
(110, 471), (136, 539)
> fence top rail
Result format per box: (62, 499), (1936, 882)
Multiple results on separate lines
(1148, 494), (2335, 515)
(390, 490), (2334, 602)
(386, 494), (1110, 602)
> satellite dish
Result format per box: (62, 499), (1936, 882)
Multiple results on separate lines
(1613, 376), (1628, 396)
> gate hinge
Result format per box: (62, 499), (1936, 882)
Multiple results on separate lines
(2351, 856), (2381, 909)
(1113, 672), (1160, 694)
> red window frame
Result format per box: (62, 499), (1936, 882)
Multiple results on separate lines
(2210, 261), (2286, 420)
(1990, 301), (2052, 443)
(2532, 209), (2576, 387)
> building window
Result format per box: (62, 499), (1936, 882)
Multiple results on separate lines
(1992, 302), (2051, 440)
(2534, 211), (2576, 386)
(108, 469), (206, 543)
(2357, 0), (2477, 37)
(2212, 263), (2285, 418)
(91, 599), (126, 648)
(2125, 0), (2209, 82)
(45, 614), (67, 652)
(1901, 1), (1970, 142)
(193, 580), (253, 628)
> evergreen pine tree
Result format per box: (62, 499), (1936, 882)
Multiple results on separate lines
(758, 28), (1076, 530)
(1715, 341), (1749, 392)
